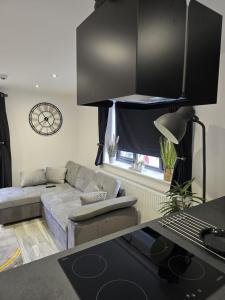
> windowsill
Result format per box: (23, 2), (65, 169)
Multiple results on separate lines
(108, 160), (164, 180)
(103, 160), (170, 192)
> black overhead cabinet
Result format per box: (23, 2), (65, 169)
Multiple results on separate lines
(76, 0), (222, 108)
(136, 0), (186, 101)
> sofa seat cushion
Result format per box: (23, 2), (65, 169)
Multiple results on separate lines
(0, 183), (73, 210)
(41, 189), (83, 230)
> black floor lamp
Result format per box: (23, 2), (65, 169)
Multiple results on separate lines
(154, 106), (206, 202)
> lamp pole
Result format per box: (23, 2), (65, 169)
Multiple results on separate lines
(154, 106), (206, 202)
(192, 116), (206, 202)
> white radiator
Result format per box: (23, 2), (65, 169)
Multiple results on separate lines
(117, 177), (166, 223)
(102, 165), (168, 223)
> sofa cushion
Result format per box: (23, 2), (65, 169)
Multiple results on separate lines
(0, 195), (41, 210)
(69, 196), (137, 222)
(41, 190), (83, 230)
(65, 161), (80, 187)
(0, 183), (73, 210)
(94, 171), (121, 199)
(41, 188), (81, 210)
(46, 167), (67, 184)
(84, 180), (100, 193)
(80, 191), (107, 206)
(20, 169), (47, 187)
(75, 166), (95, 192)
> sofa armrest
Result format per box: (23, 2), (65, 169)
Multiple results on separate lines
(67, 206), (139, 248)
(68, 196), (137, 222)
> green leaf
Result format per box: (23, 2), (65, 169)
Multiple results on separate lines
(160, 136), (177, 169)
(159, 177), (204, 216)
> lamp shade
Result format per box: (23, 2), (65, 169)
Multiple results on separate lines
(154, 107), (195, 144)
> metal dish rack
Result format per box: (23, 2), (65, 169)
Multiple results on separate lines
(158, 212), (225, 261)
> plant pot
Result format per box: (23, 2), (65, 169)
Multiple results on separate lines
(109, 156), (116, 164)
(174, 196), (192, 210)
(164, 168), (173, 182)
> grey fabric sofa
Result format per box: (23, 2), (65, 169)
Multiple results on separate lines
(0, 184), (73, 225)
(0, 161), (139, 250)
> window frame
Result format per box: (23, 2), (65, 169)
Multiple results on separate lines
(116, 151), (134, 164)
(116, 150), (163, 173)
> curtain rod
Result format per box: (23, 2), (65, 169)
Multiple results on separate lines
(0, 92), (8, 98)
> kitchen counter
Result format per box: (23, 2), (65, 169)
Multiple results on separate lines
(1, 197), (225, 300)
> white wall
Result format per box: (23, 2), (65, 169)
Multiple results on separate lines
(193, 54), (225, 200)
(75, 105), (99, 169)
(6, 90), (77, 185)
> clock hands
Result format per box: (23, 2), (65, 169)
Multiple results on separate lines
(39, 118), (53, 128)
(42, 112), (47, 118)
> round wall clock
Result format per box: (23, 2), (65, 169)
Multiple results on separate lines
(29, 102), (63, 136)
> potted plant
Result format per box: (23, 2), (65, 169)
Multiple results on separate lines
(159, 178), (203, 216)
(130, 157), (144, 172)
(160, 136), (177, 182)
(107, 135), (119, 163)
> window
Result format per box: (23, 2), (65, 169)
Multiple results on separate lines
(137, 154), (162, 170)
(105, 104), (163, 172)
(117, 151), (163, 172)
(117, 151), (134, 163)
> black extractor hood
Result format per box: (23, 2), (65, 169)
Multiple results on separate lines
(76, 0), (222, 108)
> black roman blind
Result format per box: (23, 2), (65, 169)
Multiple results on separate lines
(116, 105), (169, 157)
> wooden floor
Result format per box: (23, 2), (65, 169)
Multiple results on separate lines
(0, 218), (60, 264)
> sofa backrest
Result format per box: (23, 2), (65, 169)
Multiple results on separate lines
(65, 161), (80, 187)
(65, 161), (121, 197)
(75, 166), (95, 192)
(94, 171), (121, 199)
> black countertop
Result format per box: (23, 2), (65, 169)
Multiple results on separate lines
(1, 197), (225, 300)
(151, 196), (225, 274)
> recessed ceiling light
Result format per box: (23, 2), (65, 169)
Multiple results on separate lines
(35, 84), (40, 88)
(0, 74), (8, 80)
(52, 74), (57, 78)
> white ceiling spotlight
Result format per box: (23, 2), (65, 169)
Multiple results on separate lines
(35, 84), (40, 88)
(51, 73), (57, 78)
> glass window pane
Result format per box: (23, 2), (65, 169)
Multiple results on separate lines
(138, 154), (160, 169)
(119, 151), (134, 160)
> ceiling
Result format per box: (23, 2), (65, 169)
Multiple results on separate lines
(0, 0), (224, 97)
(0, 0), (94, 96)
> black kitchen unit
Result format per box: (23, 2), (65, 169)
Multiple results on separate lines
(76, 0), (222, 108)
(59, 227), (225, 300)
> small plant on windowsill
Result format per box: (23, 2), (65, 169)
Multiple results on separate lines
(159, 178), (203, 216)
(107, 135), (119, 164)
(160, 136), (177, 182)
(130, 157), (145, 172)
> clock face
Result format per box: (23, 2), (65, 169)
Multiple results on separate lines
(29, 102), (63, 136)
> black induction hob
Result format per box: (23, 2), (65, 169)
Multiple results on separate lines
(58, 227), (225, 300)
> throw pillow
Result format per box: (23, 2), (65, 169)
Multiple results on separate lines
(46, 167), (67, 184)
(20, 169), (47, 187)
(81, 191), (107, 206)
(84, 180), (100, 193)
